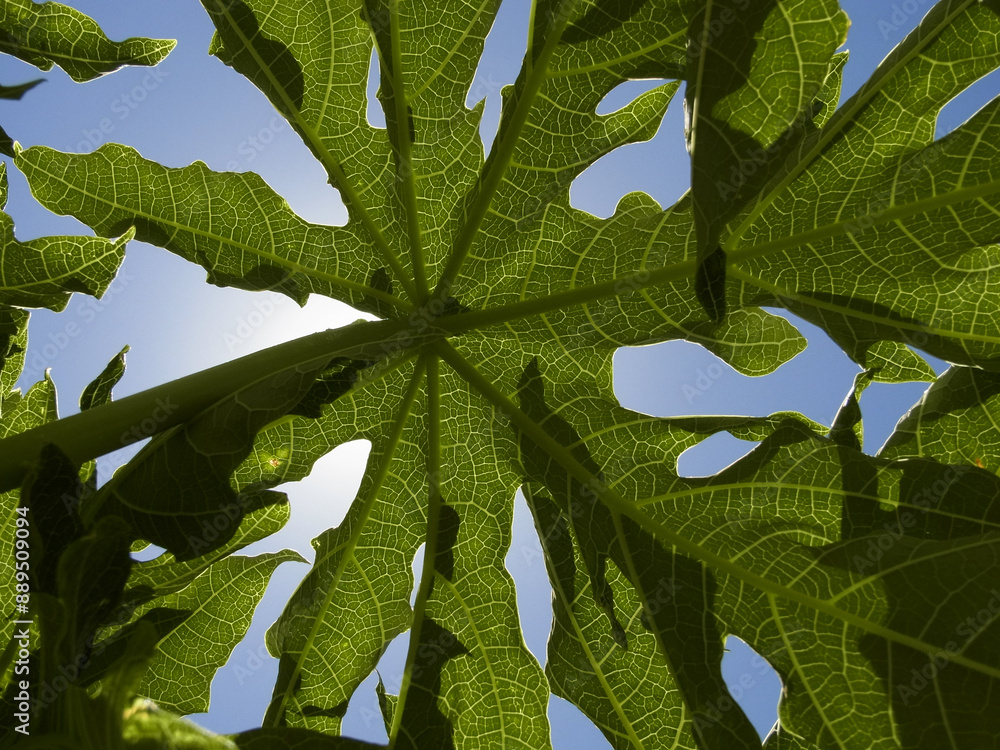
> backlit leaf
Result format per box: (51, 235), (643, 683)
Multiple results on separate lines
(0, 0), (174, 82)
(0, 161), (131, 311)
(134, 551), (305, 715)
(5, 0), (1000, 746)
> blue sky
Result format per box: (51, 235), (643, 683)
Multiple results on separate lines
(3, 0), (1000, 746)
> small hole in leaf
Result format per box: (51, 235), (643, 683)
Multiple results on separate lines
(410, 542), (425, 607)
(677, 432), (758, 478)
(595, 79), (667, 115)
(935, 66), (1000, 139)
(505, 489), (552, 664)
(366, 47), (385, 129)
(721, 635), (782, 741)
(131, 543), (166, 562)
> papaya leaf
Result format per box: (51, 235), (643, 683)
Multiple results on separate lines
(879, 365), (1000, 474)
(0, 0), (174, 82)
(84, 357), (331, 561)
(0, 161), (132, 311)
(685, 0), (848, 319)
(3, 0), (1000, 747)
(132, 550), (305, 715)
(79, 345), (129, 413)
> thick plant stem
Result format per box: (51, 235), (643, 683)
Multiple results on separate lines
(0, 259), (687, 493)
(0, 318), (415, 493)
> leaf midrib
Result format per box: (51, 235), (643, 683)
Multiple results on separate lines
(385, 0), (428, 298)
(637, 482), (1000, 533)
(824, 533), (1000, 607)
(19, 152), (406, 310)
(729, 266), (1000, 347)
(0, 27), (174, 70)
(546, 29), (684, 78)
(266, 358), (426, 729)
(209, 0), (419, 304)
(728, 176), (1000, 265)
(433, 0), (582, 298)
(528, 486), (647, 748)
(389, 353), (438, 746)
(722, 0), (977, 253)
(768, 594), (851, 750)
(436, 340), (1000, 683)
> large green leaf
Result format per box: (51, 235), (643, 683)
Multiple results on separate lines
(685, 0), (848, 319)
(16, 146), (401, 313)
(879, 365), (1000, 472)
(6, 0), (1000, 747)
(730, 0), (1000, 379)
(0, 161), (131, 311)
(0, 0), (174, 82)
(132, 550), (305, 715)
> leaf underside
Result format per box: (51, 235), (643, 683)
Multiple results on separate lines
(4, 0), (1000, 748)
